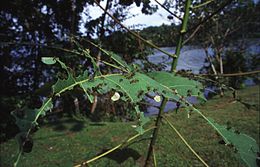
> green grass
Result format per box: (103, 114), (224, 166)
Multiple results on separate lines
(1, 86), (259, 167)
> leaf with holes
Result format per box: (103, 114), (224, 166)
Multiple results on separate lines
(148, 71), (206, 101)
(207, 118), (259, 167)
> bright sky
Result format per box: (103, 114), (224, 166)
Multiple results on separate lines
(80, 0), (260, 33)
(122, 2), (177, 28)
(80, 0), (179, 33)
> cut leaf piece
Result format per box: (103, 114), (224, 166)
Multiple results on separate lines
(154, 95), (161, 102)
(41, 57), (56, 65)
(111, 92), (120, 101)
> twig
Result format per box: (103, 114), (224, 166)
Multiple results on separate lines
(2, 41), (129, 73)
(153, 147), (157, 167)
(139, 101), (160, 109)
(198, 70), (260, 77)
(163, 116), (210, 167)
(183, 25), (202, 45)
(154, 0), (182, 21)
(73, 126), (155, 167)
(191, 0), (214, 9)
(93, 0), (176, 59)
(187, 0), (233, 34)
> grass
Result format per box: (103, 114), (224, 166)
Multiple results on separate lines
(0, 86), (259, 167)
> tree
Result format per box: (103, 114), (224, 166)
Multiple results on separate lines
(0, 0), (163, 140)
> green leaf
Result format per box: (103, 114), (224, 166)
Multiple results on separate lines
(52, 71), (204, 106)
(12, 99), (53, 166)
(41, 57), (56, 65)
(52, 59), (94, 102)
(52, 74), (75, 94)
(135, 112), (149, 135)
(37, 70), (204, 135)
(134, 106), (149, 134)
(140, 112), (150, 126)
(135, 126), (145, 135)
(148, 71), (206, 101)
(207, 118), (259, 167)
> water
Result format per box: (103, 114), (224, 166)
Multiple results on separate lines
(144, 43), (260, 116)
(144, 46), (209, 115)
(147, 46), (213, 73)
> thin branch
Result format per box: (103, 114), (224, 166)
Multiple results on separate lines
(2, 41), (129, 73)
(183, 25), (202, 45)
(198, 70), (260, 77)
(73, 126), (155, 167)
(163, 116), (210, 167)
(187, 0), (233, 34)
(186, 74), (236, 91)
(192, 0), (214, 9)
(203, 47), (218, 76)
(139, 101), (160, 109)
(93, 0), (176, 59)
(153, 147), (158, 167)
(154, 0), (182, 21)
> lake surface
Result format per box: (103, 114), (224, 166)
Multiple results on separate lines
(144, 42), (260, 115)
(148, 46), (211, 73)
(145, 46), (208, 115)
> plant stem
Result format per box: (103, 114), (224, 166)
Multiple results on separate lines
(74, 126), (155, 167)
(171, 0), (192, 72)
(144, 99), (167, 167)
(14, 151), (22, 167)
(144, 0), (192, 166)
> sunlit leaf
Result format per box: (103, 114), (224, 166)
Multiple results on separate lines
(111, 92), (121, 101)
(154, 95), (161, 102)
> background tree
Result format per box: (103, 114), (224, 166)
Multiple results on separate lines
(0, 0), (161, 141)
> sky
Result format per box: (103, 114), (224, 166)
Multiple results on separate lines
(80, 0), (178, 33)
(80, 0), (259, 33)
(122, 2), (177, 28)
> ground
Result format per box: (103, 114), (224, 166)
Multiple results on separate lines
(0, 86), (259, 167)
